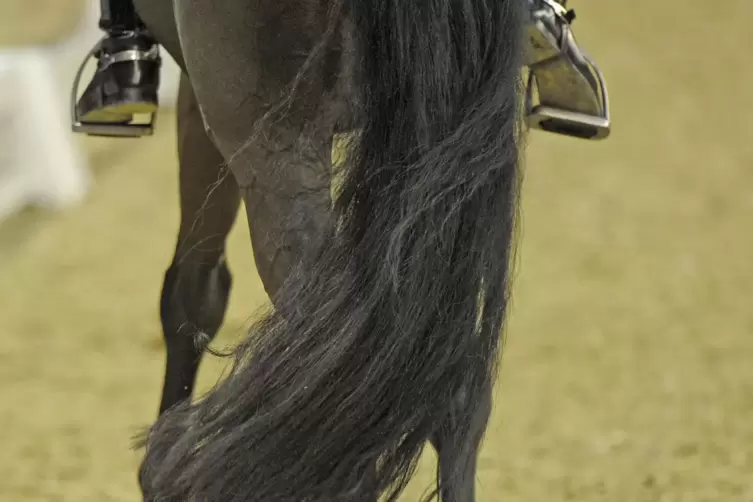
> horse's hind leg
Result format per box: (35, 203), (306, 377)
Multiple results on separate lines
(430, 382), (493, 501)
(157, 73), (241, 414)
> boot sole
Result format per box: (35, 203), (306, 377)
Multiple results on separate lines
(79, 101), (158, 124)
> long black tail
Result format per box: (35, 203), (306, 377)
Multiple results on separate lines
(139, 0), (525, 500)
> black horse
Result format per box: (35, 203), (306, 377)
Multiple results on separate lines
(71, 0), (609, 500)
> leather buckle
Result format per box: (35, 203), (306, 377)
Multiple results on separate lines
(524, 0), (611, 140)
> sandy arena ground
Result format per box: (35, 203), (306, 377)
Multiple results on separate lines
(1, 1), (752, 500)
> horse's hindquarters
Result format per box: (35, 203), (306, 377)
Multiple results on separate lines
(165, 0), (348, 183)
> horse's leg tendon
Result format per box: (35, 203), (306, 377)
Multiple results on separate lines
(158, 73), (241, 415)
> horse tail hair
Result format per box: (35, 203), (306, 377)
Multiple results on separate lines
(139, 0), (525, 500)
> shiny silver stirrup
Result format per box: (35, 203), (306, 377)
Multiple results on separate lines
(70, 36), (160, 137)
(524, 0), (611, 140)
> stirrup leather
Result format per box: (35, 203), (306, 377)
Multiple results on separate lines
(525, 0), (611, 140)
(71, 36), (161, 137)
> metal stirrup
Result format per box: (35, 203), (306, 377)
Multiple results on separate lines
(70, 36), (160, 137)
(524, 0), (611, 140)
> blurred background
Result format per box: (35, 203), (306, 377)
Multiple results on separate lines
(0, 1), (751, 501)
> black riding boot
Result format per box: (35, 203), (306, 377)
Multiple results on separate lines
(74, 0), (161, 134)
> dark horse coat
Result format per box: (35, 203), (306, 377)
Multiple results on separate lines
(134, 0), (526, 500)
